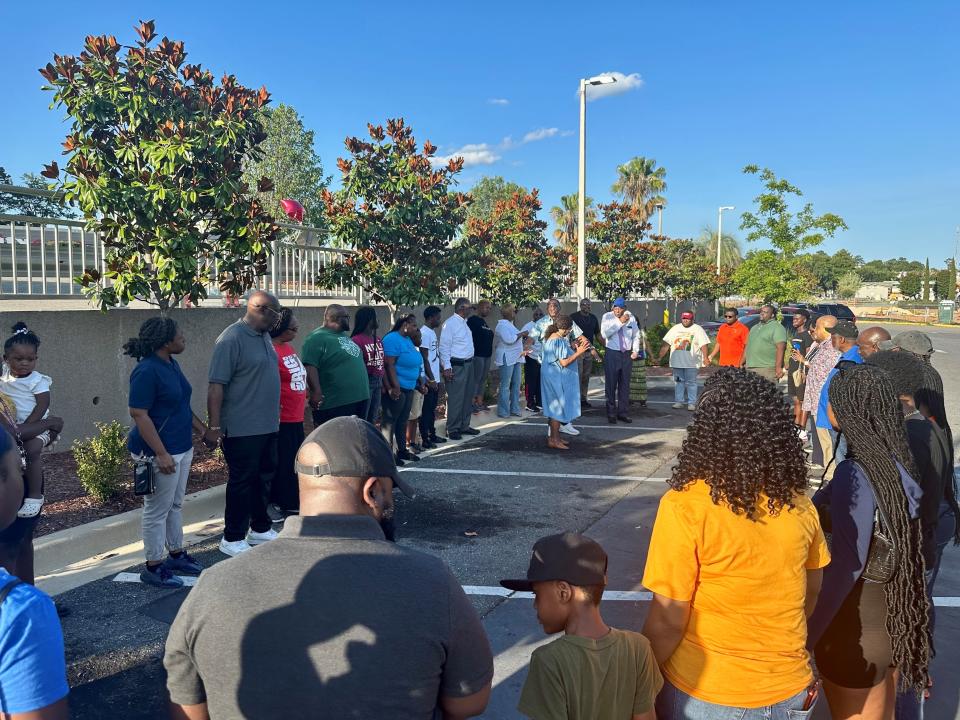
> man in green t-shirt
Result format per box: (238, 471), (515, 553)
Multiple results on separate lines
(741, 304), (788, 383)
(301, 305), (371, 425)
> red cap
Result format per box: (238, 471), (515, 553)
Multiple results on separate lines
(681, 312), (694, 319)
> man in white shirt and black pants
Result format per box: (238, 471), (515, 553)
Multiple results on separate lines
(600, 298), (641, 424)
(439, 298), (479, 441)
(419, 306), (445, 446)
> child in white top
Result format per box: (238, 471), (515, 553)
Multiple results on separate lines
(0, 323), (59, 517)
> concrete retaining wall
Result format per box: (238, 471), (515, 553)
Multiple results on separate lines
(1, 298), (712, 445)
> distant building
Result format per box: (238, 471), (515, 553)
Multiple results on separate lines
(857, 280), (900, 301)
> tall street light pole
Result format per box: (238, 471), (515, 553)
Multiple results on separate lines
(577, 74), (617, 300)
(717, 206), (735, 276)
(655, 202), (664, 236)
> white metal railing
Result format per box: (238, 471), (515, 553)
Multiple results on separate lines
(0, 213), (357, 302)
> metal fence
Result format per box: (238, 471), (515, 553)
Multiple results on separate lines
(0, 213), (359, 302)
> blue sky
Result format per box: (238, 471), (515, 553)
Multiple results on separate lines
(2, 1), (958, 263)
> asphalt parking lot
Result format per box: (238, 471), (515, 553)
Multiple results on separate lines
(52, 345), (960, 719)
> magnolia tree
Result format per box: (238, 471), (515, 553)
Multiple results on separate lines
(39, 21), (280, 311)
(663, 238), (733, 304)
(318, 119), (477, 311)
(586, 203), (666, 303)
(468, 189), (568, 308)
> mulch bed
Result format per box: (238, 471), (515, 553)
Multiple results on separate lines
(35, 438), (227, 538)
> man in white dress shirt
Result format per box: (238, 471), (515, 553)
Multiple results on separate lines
(438, 298), (478, 441)
(600, 298), (641, 423)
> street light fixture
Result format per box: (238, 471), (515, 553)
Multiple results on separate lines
(655, 202), (664, 237)
(577, 74), (617, 300)
(717, 206), (735, 276)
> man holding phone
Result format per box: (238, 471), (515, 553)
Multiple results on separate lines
(786, 309), (814, 439)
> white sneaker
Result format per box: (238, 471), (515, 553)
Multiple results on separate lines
(687, 404), (696, 411)
(560, 423), (580, 436)
(798, 429), (809, 442)
(219, 538), (252, 557)
(246, 528), (279, 545)
(671, 402), (685, 409)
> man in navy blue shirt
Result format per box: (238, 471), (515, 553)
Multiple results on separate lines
(0, 429), (69, 718)
(815, 321), (862, 476)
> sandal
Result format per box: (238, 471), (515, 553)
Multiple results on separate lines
(18, 496), (44, 518)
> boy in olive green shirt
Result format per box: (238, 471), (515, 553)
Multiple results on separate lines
(501, 533), (662, 720)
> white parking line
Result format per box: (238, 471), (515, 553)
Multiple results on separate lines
(110, 574), (960, 607)
(399, 468), (671, 482)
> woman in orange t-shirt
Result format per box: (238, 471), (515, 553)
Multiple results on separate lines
(643, 367), (830, 718)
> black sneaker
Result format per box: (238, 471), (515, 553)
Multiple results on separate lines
(448, 432), (462, 440)
(617, 415), (633, 424)
(409, 443), (423, 453)
(608, 416), (617, 423)
(141, 565), (185, 588)
(431, 435), (448, 444)
(164, 551), (203, 576)
(462, 428), (480, 436)
(267, 503), (285, 523)
(421, 441), (437, 450)
(399, 452), (420, 462)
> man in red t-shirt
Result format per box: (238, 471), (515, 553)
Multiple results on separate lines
(708, 308), (749, 367)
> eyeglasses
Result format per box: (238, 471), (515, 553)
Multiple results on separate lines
(724, 314), (736, 319)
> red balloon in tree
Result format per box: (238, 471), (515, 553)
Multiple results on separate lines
(280, 198), (304, 222)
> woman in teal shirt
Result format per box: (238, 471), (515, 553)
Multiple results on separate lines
(381, 315), (426, 464)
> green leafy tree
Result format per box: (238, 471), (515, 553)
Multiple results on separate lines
(318, 118), (474, 310)
(935, 262), (956, 300)
(0, 168), (79, 218)
(734, 250), (816, 304)
(664, 238), (732, 302)
(740, 165), (847, 256)
(899, 272), (921, 299)
(39, 21), (281, 311)
(696, 225), (742, 270)
(610, 156), (667, 223)
(837, 271), (862, 299)
(241, 103), (330, 230)
(800, 250), (837, 293)
(550, 193), (595, 255)
(466, 176), (527, 224)
(468, 189), (566, 308)
(585, 203), (667, 301)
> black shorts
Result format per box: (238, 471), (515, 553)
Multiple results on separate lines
(815, 579), (892, 688)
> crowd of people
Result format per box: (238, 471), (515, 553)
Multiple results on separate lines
(0, 294), (955, 719)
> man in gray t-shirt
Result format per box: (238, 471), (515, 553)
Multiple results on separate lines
(166, 417), (494, 720)
(204, 290), (282, 557)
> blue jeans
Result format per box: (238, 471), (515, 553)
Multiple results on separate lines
(656, 679), (817, 719)
(673, 367), (699, 405)
(497, 362), (522, 417)
(895, 504), (957, 720)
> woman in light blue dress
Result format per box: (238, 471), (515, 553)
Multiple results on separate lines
(541, 315), (591, 450)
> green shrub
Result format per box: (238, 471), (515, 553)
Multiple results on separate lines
(72, 421), (130, 501)
(645, 323), (671, 366)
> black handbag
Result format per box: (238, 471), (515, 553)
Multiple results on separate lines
(817, 460), (898, 584)
(132, 416), (171, 496)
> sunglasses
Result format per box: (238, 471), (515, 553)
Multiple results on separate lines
(724, 314), (736, 319)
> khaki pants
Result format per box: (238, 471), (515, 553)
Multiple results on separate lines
(747, 366), (778, 383)
(816, 426), (836, 480)
(579, 354), (594, 403)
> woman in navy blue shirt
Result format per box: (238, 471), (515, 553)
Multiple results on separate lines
(808, 363), (930, 719)
(381, 314), (426, 464)
(124, 318), (210, 588)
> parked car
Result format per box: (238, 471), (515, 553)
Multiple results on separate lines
(809, 303), (857, 322)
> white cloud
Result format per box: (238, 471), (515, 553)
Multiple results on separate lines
(488, 98), (510, 106)
(431, 143), (501, 168)
(522, 127), (560, 143)
(584, 71), (644, 101)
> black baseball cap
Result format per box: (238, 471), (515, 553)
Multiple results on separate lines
(500, 533), (608, 591)
(295, 416), (415, 497)
(829, 320), (859, 339)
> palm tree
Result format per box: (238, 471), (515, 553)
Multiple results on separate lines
(696, 225), (743, 269)
(610, 156), (667, 223)
(550, 193), (595, 254)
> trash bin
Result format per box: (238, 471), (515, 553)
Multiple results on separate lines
(938, 300), (955, 324)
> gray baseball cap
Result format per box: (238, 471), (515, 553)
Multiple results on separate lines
(878, 330), (933, 358)
(295, 416), (415, 497)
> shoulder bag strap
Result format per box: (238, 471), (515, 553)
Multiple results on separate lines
(0, 577), (22, 605)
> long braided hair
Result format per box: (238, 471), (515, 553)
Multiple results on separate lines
(828, 363), (931, 692)
(123, 317), (178, 361)
(670, 367), (808, 519)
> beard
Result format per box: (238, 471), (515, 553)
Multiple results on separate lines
(379, 513), (396, 543)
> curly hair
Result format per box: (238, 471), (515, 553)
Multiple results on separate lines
(123, 317), (178, 361)
(670, 367), (808, 519)
(828, 363), (930, 692)
(4, 322), (40, 354)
